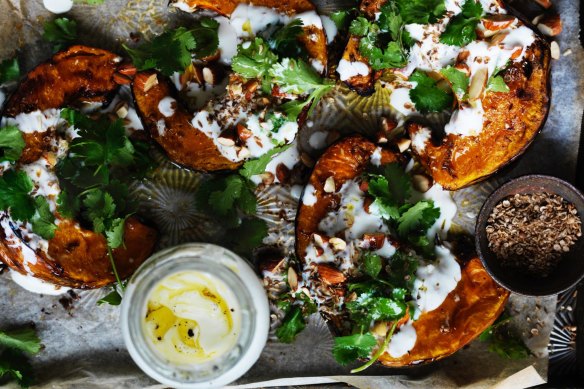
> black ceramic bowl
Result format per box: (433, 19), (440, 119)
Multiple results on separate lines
(475, 175), (584, 296)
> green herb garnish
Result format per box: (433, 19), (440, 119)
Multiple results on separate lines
(440, 0), (483, 47)
(409, 69), (454, 113)
(0, 126), (25, 162)
(0, 327), (41, 388)
(479, 312), (531, 359)
(124, 19), (219, 76)
(43, 17), (78, 52)
(0, 58), (20, 84)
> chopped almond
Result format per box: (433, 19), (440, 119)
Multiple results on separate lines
(317, 264), (346, 285)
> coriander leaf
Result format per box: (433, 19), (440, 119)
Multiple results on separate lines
(231, 37), (278, 82)
(368, 175), (400, 220)
(56, 190), (80, 219)
(124, 22), (218, 76)
(269, 58), (326, 94)
(237, 183), (258, 215)
(346, 294), (407, 329)
(362, 252), (382, 278)
(0, 58), (20, 84)
(397, 200), (440, 237)
(360, 38), (408, 70)
(266, 19), (306, 59)
(386, 250), (419, 291)
(43, 17), (78, 52)
(30, 196), (57, 240)
(105, 217), (126, 249)
(0, 170), (35, 222)
(329, 10), (350, 30)
(394, 0), (447, 24)
(97, 288), (122, 306)
(440, 66), (470, 99)
(82, 189), (116, 234)
(275, 306), (305, 343)
(383, 163), (411, 205)
(267, 112), (288, 133)
(209, 175), (244, 215)
(0, 126), (25, 162)
(486, 75), (510, 93)
(480, 313), (530, 360)
(0, 328), (41, 355)
(332, 333), (377, 365)
(349, 17), (371, 36)
(230, 217), (268, 255)
(409, 70), (453, 113)
(239, 144), (292, 179)
(0, 348), (35, 388)
(440, 0), (483, 47)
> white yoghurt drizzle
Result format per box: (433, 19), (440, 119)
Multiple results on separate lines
(209, 3), (324, 71)
(190, 105), (298, 163)
(300, 161), (460, 356)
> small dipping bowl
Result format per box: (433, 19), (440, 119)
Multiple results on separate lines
(475, 175), (584, 296)
(121, 243), (269, 388)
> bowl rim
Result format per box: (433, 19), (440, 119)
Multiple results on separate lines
(475, 174), (584, 296)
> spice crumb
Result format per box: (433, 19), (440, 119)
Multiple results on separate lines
(485, 192), (582, 277)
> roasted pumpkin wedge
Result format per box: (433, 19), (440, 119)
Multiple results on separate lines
(170, 0), (327, 72)
(408, 38), (551, 190)
(132, 0), (328, 172)
(295, 135), (509, 367)
(339, 0), (551, 190)
(0, 45), (157, 289)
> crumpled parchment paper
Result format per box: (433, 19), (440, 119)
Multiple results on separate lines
(0, 0), (582, 388)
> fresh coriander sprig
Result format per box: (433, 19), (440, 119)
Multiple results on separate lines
(58, 109), (153, 303)
(124, 19), (219, 76)
(0, 126), (25, 162)
(440, 0), (484, 47)
(0, 58), (20, 84)
(0, 327), (41, 388)
(409, 69), (454, 113)
(43, 17), (78, 52)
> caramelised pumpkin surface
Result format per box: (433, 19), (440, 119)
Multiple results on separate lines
(0, 45), (157, 289)
(340, 0), (551, 191)
(408, 39), (551, 190)
(133, 0), (328, 172)
(296, 135), (509, 367)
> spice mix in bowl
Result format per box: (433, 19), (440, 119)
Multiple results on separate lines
(476, 175), (584, 296)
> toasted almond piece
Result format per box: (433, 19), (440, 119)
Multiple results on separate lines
(260, 172), (275, 185)
(202, 67), (216, 85)
(468, 68), (488, 104)
(396, 137), (412, 153)
(363, 233), (386, 250)
(116, 105), (129, 119)
(550, 41), (560, 59)
(372, 321), (389, 337)
(532, 14), (544, 25)
(324, 176), (336, 193)
(381, 117), (398, 133)
(288, 267), (298, 290)
(329, 237), (347, 252)
(363, 197), (373, 214)
(533, 0), (552, 9)
(260, 258), (286, 274)
(238, 147), (251, 159)
(113, 72), (131, 85)
(482, 14), (516, 31)
(237, 123), (253, 141)
(135, 73), (159, 93)
(537, 13), (563, 36)
(510, 47), (523, 60)
(359, 180), (369, 192)
(229, 82), (243, 97)
(412, 174), (432, 193)
(217, 137), (235, 146)
(489, 31), (509, 46)
(317, 264), (346, 285)
(313, 233), (326, 248)
(454, 62), (470, 77)
(376, 131), (388, 144)
(118, 63), (137, 77)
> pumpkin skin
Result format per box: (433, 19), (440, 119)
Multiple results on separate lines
(340, 0), (551, 190)
(295, 135), (509, 367)
(0, 45), (157, 289)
